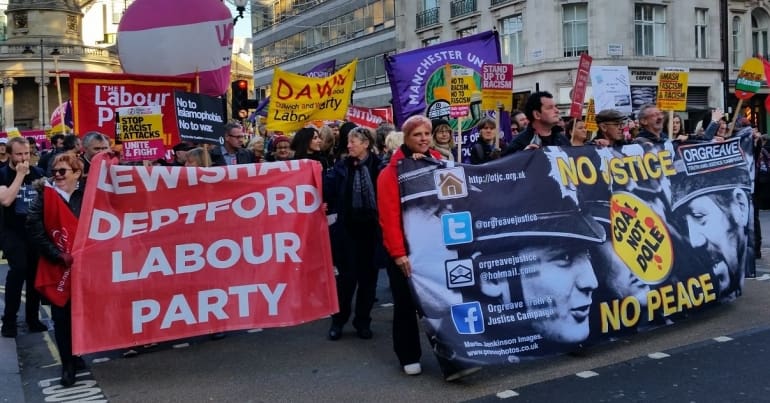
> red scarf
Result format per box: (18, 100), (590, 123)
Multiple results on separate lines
(34, 185), (78, 307)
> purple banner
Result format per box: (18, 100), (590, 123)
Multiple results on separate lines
(385, 31), (510, 162)
(255, 59), (337, 117)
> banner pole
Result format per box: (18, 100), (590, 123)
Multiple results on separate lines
(494, 103), (501, 149)
(456, 117), (463, 162)
(727, 99), (743, 138)
(667, 110), (674, 138)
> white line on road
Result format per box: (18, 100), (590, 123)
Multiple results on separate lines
(496, 390), (519, 398)
(713, 336), (733, 342)
(92, 357), (111, 363)
(648, 352), (670, 359)
(173, 343), (190, 349)
(576, 370), (599, 378)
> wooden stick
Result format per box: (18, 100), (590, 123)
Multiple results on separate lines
(494, 103), (501, 149)
(726, 99), (743, 138)
(667, 110), (674, 138)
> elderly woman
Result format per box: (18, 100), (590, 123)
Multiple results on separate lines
(324, 127), (382, 341)
(247, 136), (266, 163)
(268, 135), (292, 161)
(184, 147), (210, 167)
(377, 115), (445, 376)
(26, 153), (84, 387)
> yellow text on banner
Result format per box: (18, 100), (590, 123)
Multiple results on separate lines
(267, 60), (357, 132)
(656, 70), (688, 112)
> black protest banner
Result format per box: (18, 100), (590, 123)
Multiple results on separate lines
(174, 91), (225, 145)
(399, 133), (755, 368)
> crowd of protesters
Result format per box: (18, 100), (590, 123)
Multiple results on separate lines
(0, 89), (766, 386)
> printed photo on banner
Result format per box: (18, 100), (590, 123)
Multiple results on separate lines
(395, 138), (755, 368)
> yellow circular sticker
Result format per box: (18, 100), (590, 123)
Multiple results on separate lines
(609, 192), (673, 284)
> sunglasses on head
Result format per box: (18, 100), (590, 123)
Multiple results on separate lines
(52, 168), (72, 176)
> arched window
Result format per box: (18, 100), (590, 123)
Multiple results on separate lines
(751, 8), (770, 59)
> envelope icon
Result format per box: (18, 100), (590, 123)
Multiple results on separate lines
(445, 259), (475, 288)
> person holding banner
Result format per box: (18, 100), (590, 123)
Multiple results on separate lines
(268, 135), (293, 162)
(470, 117), (502, 164)
(430, 119), (455, 162)
(80, 132), (110, 176)
(593, 109), (630, 147)
(324, 127), (382, 340)
(377, 115), (441, 376)
(635, 104), (687, 144)
(503, 92), (569, 155)
(26, 153), (84, 387)
(0, 137), (47, 338)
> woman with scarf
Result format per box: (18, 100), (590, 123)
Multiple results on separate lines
(26, 153), (84, 387)
(323, 126), (382, 341)
(430, 119), (455, 161)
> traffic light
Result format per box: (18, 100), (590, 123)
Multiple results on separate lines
(231, 80), (249, 119)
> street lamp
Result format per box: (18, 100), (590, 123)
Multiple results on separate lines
(233, 0), (248, 25)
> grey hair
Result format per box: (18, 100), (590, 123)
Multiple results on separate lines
(82, 131), (110, 146)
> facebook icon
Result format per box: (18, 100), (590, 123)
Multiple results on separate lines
(441, 211), (473, 245)
(451, 302), (485, 335)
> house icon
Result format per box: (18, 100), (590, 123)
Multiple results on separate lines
(434, 167), (467, 200)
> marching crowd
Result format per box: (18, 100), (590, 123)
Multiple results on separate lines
(0, 90), (766, 386)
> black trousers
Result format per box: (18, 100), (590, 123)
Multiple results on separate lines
(385, 259), (421, 366)
(51, 303), (73, 363)
(2, 232), (42, 324)
(332, 226), (379, 329)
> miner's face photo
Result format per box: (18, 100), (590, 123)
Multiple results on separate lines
(682, 189), (749, 298)
(518, 243), (598, 344)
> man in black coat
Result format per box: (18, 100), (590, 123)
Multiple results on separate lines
(503, 91), (569, 155)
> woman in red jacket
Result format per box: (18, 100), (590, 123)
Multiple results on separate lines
(376, 115), (440, 376)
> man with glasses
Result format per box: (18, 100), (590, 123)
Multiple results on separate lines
(0, 137), (47, 337)
(211, 122), (255, 166)
(593, 109), (629, 147)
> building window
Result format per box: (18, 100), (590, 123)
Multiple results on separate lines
(695, 8), (708, 58)
(500, 15), (524, 65)
(562, 3), (588, 57)
(733, 16), (743, 67)
(457, 27), (478, 38)
(422, 37), (440, 47)
(752, 8), (770, 60)
(635, 4), (667, 56)
(355, 53), (390, 89)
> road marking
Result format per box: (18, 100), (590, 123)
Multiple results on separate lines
(714, 336), (733, 342)
(247, 328), (263, 333)
(380, 303), (394, 308)
(173, 343), (190, 349)
(751, 274), (770, 281)
(92, 357), (110, 364)
(648, 352), (670, 359)
(576, 370), (599, 378)
(496, 390), (519, 398)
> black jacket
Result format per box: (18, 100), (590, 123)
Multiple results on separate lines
(502, 126), (570, 155)
(26, 180), (84, 265)
(324, 153), (382, 228)
(210, 146), (255, 166)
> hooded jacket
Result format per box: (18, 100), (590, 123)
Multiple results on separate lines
(376, 144), (441, 259)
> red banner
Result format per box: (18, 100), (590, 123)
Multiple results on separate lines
(570, 53), (593, 118)
(69, 72), (194, 149)
(70, 153), (337, 354)
(345, 105), (393, 129)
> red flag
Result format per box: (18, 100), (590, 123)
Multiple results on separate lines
(35, 185), (78, 307)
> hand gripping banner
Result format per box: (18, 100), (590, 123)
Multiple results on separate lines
(399, 133), (755, 367)
(70, 153), (337, 354)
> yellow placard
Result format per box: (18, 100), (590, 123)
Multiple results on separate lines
(117, 113), (164, 142)
(584, 98), (597, 132)
(6, 128), (21, 139)
(656, 70), (688, 111)
(481, 90), (512, 111)
(266, 60), (357, 132)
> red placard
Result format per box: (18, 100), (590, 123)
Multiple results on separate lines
(69, 72), (194, 149)
(70, 154), (337, 354)
(570, 53), (593, 118)
(346, 105), (394, 129)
